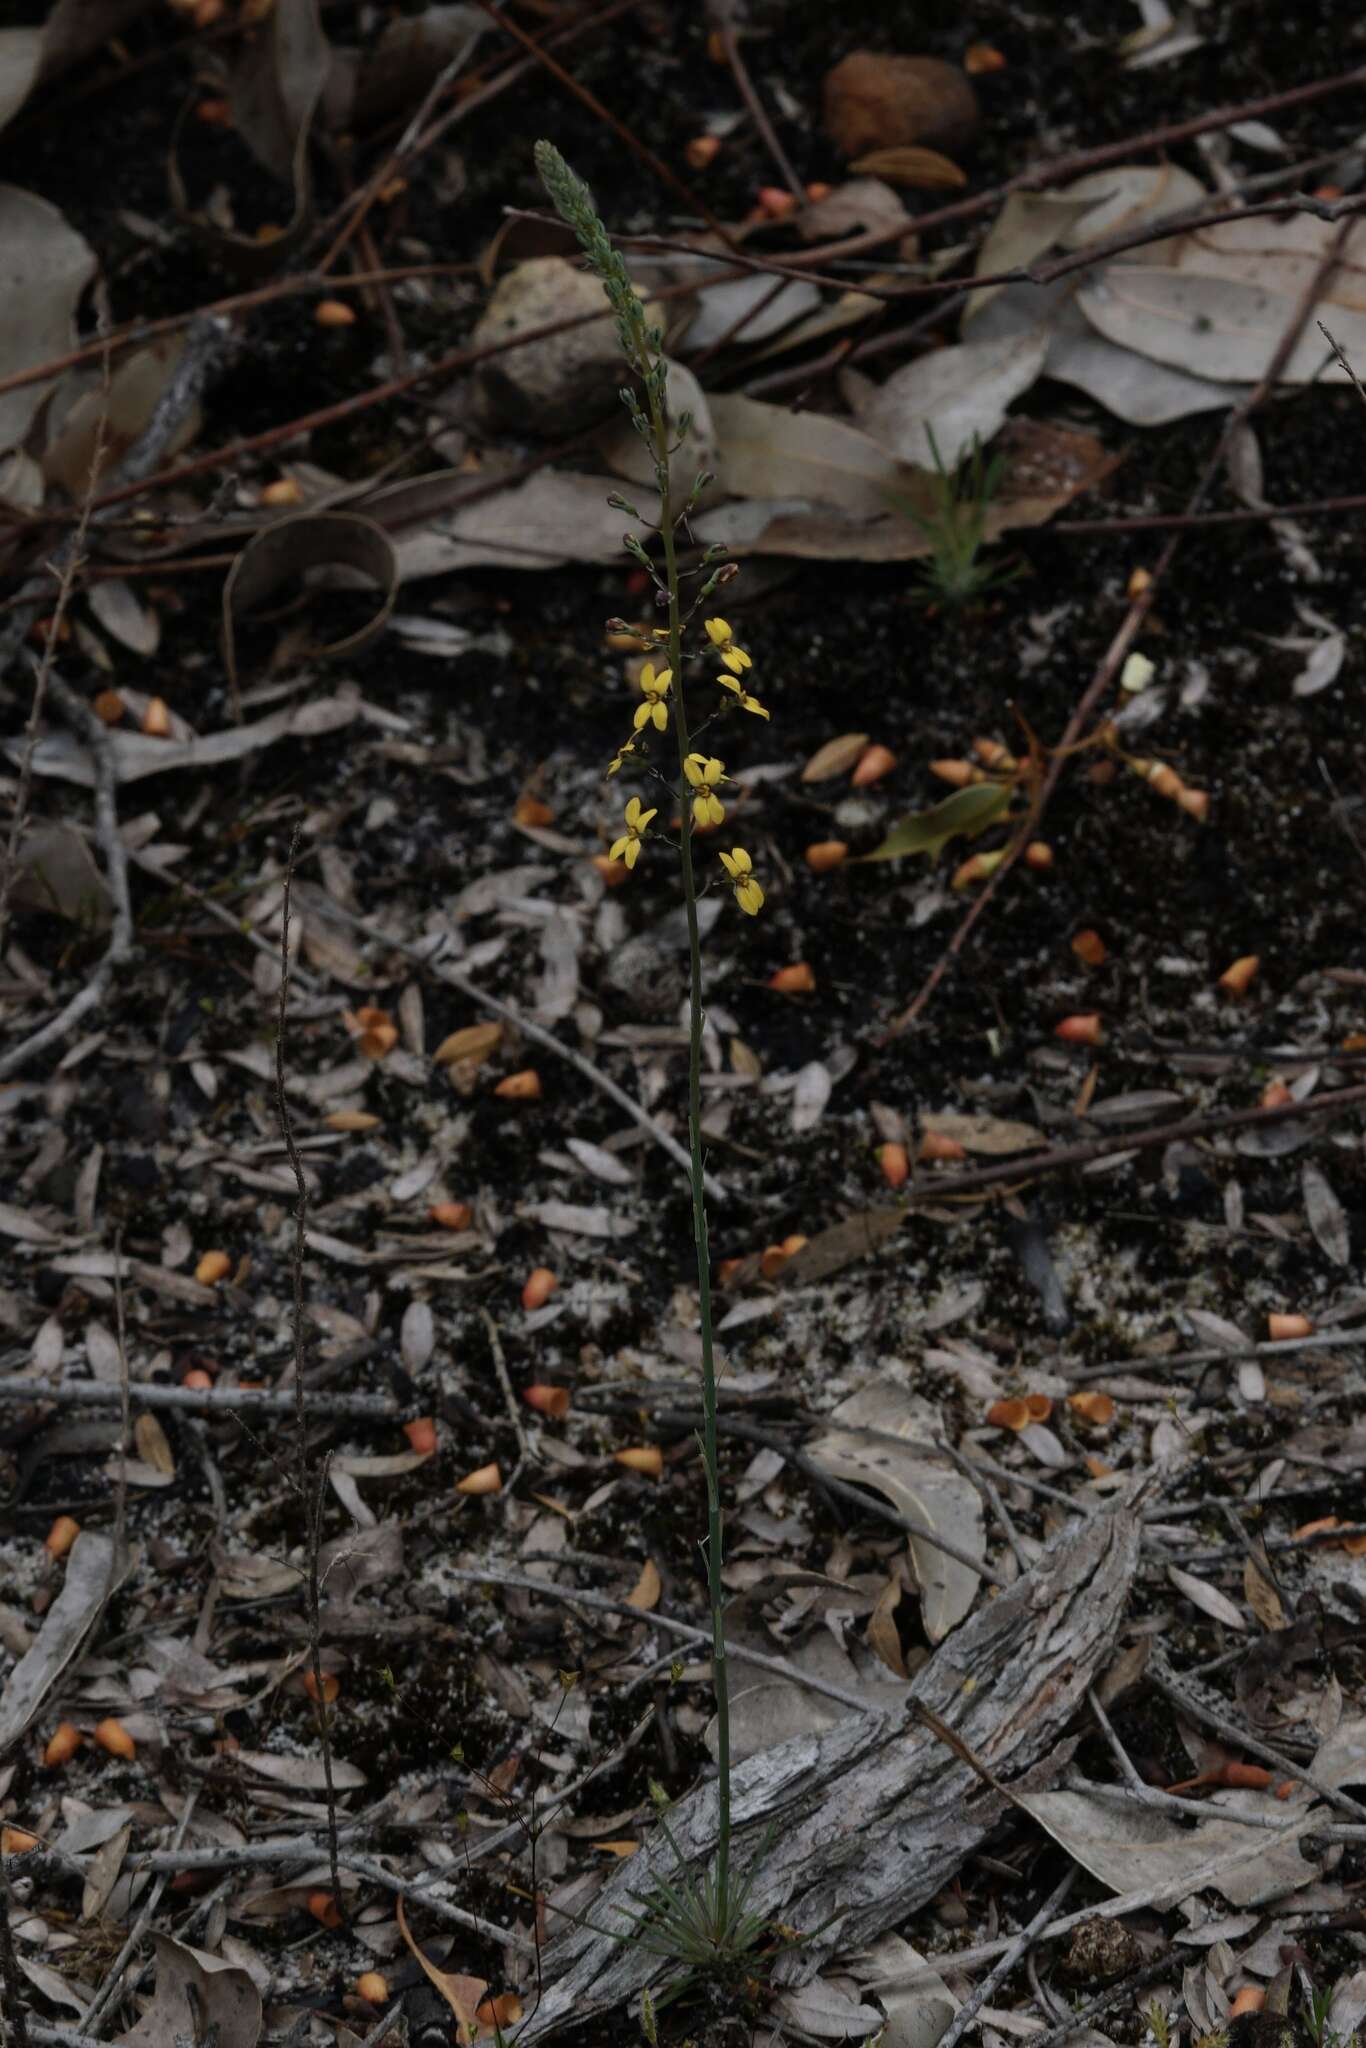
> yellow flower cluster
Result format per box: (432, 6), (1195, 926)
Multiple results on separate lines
(603, 615), (768, 912)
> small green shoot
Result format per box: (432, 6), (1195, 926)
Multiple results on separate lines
(894, 426), (1025, 610)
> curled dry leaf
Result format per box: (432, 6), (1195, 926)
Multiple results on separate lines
(626, 1559), (662, 1611)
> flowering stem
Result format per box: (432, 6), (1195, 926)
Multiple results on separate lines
(644, 375), (733, 1931)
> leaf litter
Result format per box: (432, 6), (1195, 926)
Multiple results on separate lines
(1, 6), (1365, 2048)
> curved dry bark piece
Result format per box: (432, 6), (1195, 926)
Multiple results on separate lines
(520, 1488), (1143, 2038)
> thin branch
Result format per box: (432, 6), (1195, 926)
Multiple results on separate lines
(934, 1867), (1077, 2048)
(275, 825), (345, 1922)
(0, 1378), (397, 1419)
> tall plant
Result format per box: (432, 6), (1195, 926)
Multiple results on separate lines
(535, 141), (773, 1977)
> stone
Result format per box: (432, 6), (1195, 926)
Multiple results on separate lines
(471, 256), (624, 436)
(823, 52), (980, 161)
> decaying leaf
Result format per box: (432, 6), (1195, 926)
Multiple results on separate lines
(809, 1382), (985, 1642)
(862, 782), (1014, 864)
(397, 1893), (487, 2039)
(118, 1934), (261, 2048)
(0, 1531), (129, 1752)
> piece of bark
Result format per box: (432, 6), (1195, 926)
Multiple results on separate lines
(520, 1487), (1142, 2037)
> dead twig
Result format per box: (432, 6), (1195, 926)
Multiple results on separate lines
(0, 1378), (397, 1419)
(275, 825), (346, 1925)
(935, 1866), (1077, 2048)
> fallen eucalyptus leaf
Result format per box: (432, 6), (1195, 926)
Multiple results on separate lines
(861, 782), (1013, 863)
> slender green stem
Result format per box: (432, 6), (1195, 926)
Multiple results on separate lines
(643, 371), (732, 1927)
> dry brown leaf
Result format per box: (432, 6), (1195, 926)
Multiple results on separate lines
(866, 1576), (909, 1678)
(801, 732), (870, 783)
(1243, 1551), (1286, 1633)
(626, 1559), (661, 1611)
(850, 144), (968, 189)
(134, 1411), (176, 1477)
(396, 1894), (486, 2042)
(435, 1022), (505, 1067)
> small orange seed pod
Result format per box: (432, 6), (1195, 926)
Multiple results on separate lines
(44, 1723), (82, 1767)
(45, 1516), (80, 1559)
(94, 1718), (136, 1761)
(522, 1267), (558, 1311)
(456, 1462), (503, 1496)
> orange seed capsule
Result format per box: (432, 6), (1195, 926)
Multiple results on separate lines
(44, 1723), (82, 1767)
(1260, 1079), (1292, 1110)
(614, 1446), (664, 1477)
(759, 1244), (790, 1280)
(309, 1891), (344, 1928)
(314, 300), (357, 328)
(952, 850), (1006, 889)
(195, 1250), (231, 1286)
(514, 794), (553, 828)
(972, 737), (1017, 771)
(986, 1399), (1031, 1432)
(1071, 929), (1107, 968)
(756, 185), (798, 219)
(1055, 1013), (1104, 1046)
(964, 42), (1007, 72)
(769, 962), (816, 994)
(877, 1141), (909, 1189)
(260, 477), (304, 507)
(805, 840), (849, 872)
(303, 1669), (340, 1706)
(1177, 786), (1210, 822)
(1, 1827), (38, 1857)
(181, 1368), (213, 1390)
(94, 1717), (136, 1761)
(495, 1069), (542, 1100)
(929, 759), (979, 787)
(1218, 955), (1260, 997)
(523, 1384), (571, 1420)
(780, 1233), (809, 1257)
(45, 1515), (80, 1559)
(430, 1200), (474, 1231)
(92, 689), (126, 725)
(685, 135), (721, 170)
(805, 181), (834, 203)
(356, 1974), (389, 2006)
(1267, 1313), (1314, 1341)
(404, 1417), (438, 1455)
(715, 1257), (745, 1288)
(522, 1267), (558, 1311)
(457, 1462), (503, 1496)
(851, 743), (897, 787)
(1068, 1391), (1116, 1426)
(592, 854), (630, 887)
(919, 1130), (966, 1163)
(1024, 1394), (1053, 1423)
(1023, 841), (1054, 871)
(142, 697), (171, 737)
(1229, 1991), (1265, 2020)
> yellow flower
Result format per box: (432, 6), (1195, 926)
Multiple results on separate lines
(606, 739), (636, 777)
(684, 752), (726, 828)
(704, 616), (752, 674)
(609, 796), (657, 870)
(718, 672), (769, 719)
(633, 663), (672, 732)
(718, 845), (764, 915)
